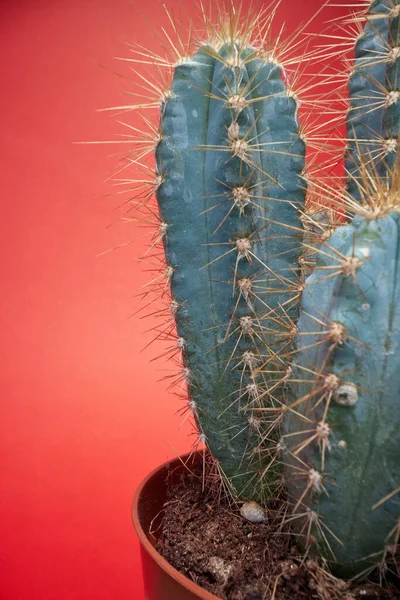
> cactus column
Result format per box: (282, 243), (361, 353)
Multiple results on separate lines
(285, 196), (400, 575)
(346, 0), (400, 198)
(155, 38), (306, 501)
(283, 0), (400, 577)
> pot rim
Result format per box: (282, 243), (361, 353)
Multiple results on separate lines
(132, 451), (221, 600)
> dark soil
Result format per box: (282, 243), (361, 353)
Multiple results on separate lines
(156, 468), (399, 600)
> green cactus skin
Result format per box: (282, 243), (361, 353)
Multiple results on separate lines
(285, 211), (400, 576)
(346, 0), (400, 198)
(155, 42), (305, 501)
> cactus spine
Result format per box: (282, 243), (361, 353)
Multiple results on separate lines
(155, 19), (306, 500)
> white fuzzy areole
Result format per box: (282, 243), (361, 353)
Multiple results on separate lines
(333, 383), (358, 407)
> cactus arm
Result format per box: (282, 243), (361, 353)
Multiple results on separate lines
(155, 44), (305, 501)
(285, 213), (400, 576)
(346, 1), (400, 197)
(382, 9), (400, 171)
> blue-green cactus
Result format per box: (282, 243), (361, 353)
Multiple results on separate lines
(383, 5), (400, 170)
(285, 196), (400, 576)
(282, 0), (400, 577)
(155, 34), (306, 500)
(121, 0), (400, 581)
(346, 0), (400, 198)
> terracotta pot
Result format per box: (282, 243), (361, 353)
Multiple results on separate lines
(132, 451), (220, 600)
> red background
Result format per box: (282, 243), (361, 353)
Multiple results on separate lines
(0, 1), (362, 598)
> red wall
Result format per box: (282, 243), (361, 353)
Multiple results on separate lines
(0, 1), (362, 598)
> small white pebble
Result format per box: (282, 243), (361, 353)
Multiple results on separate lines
(240, 501), (268, 524)
(208, 556), (232, 585)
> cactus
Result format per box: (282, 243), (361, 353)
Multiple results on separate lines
(346, 0), (400, 199)
(285, 160), (400, 576)
(106, 0), (400, 583)
(284, 0), (400, 577)
(153, 13), (306, 501)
